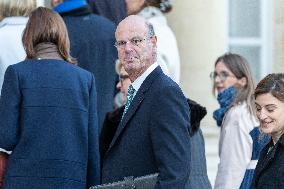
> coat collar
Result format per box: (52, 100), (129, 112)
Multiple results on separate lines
(54, 0), (87, 14)
(278, 133), (284, 146)
(254, 134), (284, 184)
(131, 62), (158, 94)
(57, 5), (92, 17)
(106, 66), (163, 154)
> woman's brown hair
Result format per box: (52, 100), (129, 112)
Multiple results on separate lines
(255, 73), (284, 102)
(212, 53), (256, 115)
(22, 7), (76, 64)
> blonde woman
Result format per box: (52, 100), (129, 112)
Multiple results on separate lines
(0, 0), (36, 94)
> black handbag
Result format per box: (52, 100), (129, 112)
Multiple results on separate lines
(90, 173), (158, 189)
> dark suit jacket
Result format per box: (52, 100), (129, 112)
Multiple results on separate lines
(100, 99), (211, 188)
(251, 134), (284, 189)
(60, 6), (117, 128)
(102, 66), (191, 188)
(0, 59), (100, 189)
(100, 106), (124, 160)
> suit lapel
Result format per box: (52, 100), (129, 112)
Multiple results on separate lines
(106, 66), (163, 154)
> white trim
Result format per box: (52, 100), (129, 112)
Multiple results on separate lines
(247, 160), (258, 169)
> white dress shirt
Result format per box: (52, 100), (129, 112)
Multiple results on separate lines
(131, 62), (158, 97)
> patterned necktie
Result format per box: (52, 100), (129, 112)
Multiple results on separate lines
(121, 85), (135, 120)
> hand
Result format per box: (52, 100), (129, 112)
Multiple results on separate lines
(0, 152), (8, 187)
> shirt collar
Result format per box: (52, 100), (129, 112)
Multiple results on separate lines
(132, 62), (158, 93)
(278, 134), (284, 146)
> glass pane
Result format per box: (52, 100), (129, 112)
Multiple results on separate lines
(229, 0), (261, 37)
(229, 45), (261, 80)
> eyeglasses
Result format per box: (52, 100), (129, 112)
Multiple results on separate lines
(210, 71), (235, 82)
(119, 74), (129, 82)
(115, 37), (151, 49)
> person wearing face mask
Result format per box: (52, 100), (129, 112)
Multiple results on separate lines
(212, 53), (270, 189)
(252, 73), (284, 189)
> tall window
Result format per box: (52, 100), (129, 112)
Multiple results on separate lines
(227, 0), (272, 80)
(36, 0), (44, 6)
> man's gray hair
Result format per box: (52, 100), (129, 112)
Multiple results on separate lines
(144, 21), (157, 61)
(145, 21), (155, 38)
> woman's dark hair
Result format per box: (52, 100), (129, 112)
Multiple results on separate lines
(145, 0), (172, 13)
(22, 7), (76, 64)
(255, 73), (284, 102)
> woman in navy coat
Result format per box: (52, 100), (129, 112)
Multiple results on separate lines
(0, 7), (100, 189)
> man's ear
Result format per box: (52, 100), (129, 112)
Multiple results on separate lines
(151, 35), (157, 47)
(238, 77), (247, 87)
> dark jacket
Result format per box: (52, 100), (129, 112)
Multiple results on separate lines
(87, 0), (127, 25)
(102, 67), (191, 188)
(60, 5), (117, 128)
(251, 134), (284, 189)
(187, 99), (212, 189)
(100, 106), (124, 160)
(100, 94), (211, 189)
(0, 59), (100, 188)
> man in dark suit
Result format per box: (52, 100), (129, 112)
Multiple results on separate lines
(52, 0), (117, 127)
(102, 15), (191, 188)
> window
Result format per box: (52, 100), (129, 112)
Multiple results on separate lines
(227, 0), (272, 80)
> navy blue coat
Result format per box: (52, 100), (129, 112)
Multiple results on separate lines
(60, 6), (117, 128)
(102, 67), (191, 188)
(0, 59), (100, 189)
(87, 0), (127, 25)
